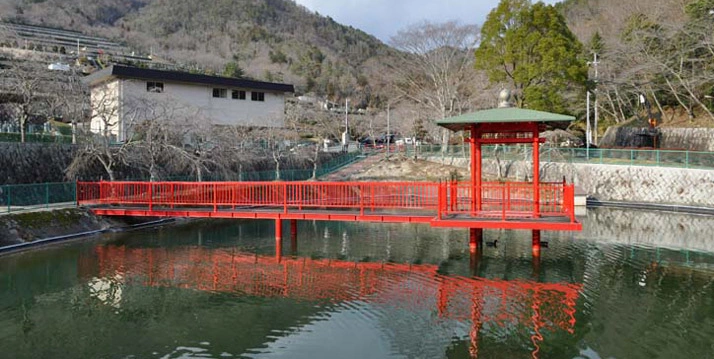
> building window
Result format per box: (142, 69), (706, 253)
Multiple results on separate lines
(213, 88), (228, 98)
(146, 82), (164, 93)
(232, 90), (246, 100)
(251, 91), (265, 102)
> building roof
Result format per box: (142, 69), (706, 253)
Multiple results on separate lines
(83, 65), (295, 93)
(436, 107), (576, 132)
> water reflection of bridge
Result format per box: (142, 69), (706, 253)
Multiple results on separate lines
(91, 245), (581, 358)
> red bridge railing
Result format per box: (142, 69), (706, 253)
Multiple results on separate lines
(77, 181), (576, 222)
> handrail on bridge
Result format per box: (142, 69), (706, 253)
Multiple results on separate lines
(77, 180), (576, 222)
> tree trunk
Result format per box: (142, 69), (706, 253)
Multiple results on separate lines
(196, 164), (203, 182)
(311, 143), (320, 180)
(20, 113), (26, 143)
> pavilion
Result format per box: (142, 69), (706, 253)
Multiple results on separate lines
(436, 90), (582, 254)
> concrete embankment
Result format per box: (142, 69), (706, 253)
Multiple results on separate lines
(0, 207), (172, 252)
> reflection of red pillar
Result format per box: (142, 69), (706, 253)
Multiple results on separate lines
(469, 287), (483, 359)
(290, 220), (297, 238)
(437, 280), (452, 318)
(530, 289), (543, 359)
(532, 230), (541, 258)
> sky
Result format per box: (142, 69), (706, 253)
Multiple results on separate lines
(294, 0), (561, 43)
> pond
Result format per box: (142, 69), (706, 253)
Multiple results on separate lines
(1, 207), (713, 359)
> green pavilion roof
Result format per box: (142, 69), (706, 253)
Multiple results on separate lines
(437, 107), (576, 132)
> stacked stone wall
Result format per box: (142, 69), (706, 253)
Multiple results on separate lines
(600, 127), (714, 151)
(427, 156), (714, 208)
(0, 143), (76, 184)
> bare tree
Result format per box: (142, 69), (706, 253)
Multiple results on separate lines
(0, 62), (45, 142)
(289, 106), (343, 179)
(388, 21), (484, 154)
(252, 124), (298, 181)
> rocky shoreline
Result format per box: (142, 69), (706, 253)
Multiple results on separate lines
(0, 207), (166, 249)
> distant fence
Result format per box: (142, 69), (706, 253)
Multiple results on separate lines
(0, 152), (364, 214)
(393, 144), (714, 170)
(0, 132), (74, 144)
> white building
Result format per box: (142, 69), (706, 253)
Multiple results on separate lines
(82, 65), (294, 142)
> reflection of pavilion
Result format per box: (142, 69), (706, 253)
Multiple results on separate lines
(89, 244), (581, 358)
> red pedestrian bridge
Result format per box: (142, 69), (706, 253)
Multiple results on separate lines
(77, 179), (580, 232)
(77, 98), (584, 253)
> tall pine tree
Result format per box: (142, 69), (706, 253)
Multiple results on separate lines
(475, 0), (587, 113)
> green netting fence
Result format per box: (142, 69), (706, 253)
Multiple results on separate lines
(1, 182), (77, 214)
(0, 132), (74, 144)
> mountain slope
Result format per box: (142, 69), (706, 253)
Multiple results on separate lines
(2, 0), (394, 104)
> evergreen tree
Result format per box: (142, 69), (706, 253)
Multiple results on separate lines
(474, 0), (587, 113)
(222, 61), (244, 78)
(588, 31), (604, 55)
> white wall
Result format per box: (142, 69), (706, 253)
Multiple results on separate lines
(89, 78), (288, 141)
(121, 79), (286, 127)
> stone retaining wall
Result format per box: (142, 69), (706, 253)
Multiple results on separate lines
(0, 143), (76, 184)
(600, 127), (714, 151)
(426, 156), (714, 208)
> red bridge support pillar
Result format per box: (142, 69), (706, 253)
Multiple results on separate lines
(532, 230), (541, 258)
(290, 220), (298, 255)
(275, 219), (283, 240)
(469, 228), (483, 253)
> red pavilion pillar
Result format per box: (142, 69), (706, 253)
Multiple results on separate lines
(470, 125), (482, 213)
(532, 124), (540, 218)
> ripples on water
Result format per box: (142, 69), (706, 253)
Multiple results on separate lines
(1, 208), (714, 359)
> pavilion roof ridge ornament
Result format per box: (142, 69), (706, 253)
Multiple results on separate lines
(498, 89), (513, 108)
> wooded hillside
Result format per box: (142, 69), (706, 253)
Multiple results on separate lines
(559, 0), (714, 127)
(1, 0), (394, 107)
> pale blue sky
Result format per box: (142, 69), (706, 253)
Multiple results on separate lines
(294, 0), (561, 43)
